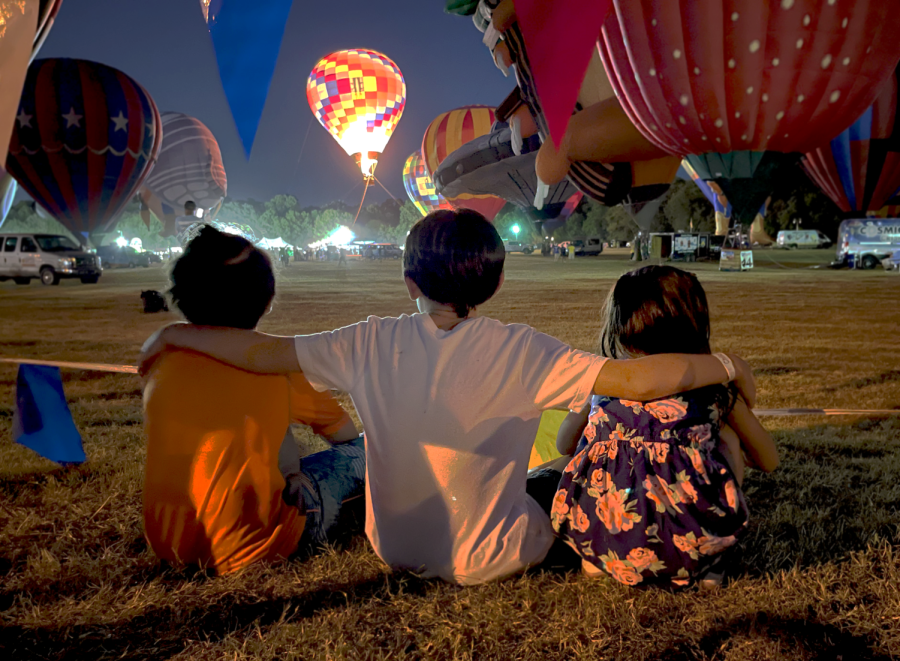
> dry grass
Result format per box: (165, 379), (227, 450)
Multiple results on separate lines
(1, 249), (899, 660)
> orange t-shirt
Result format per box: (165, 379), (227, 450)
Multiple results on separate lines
(142, 350), (351, 574)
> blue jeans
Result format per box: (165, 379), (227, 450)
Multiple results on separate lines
(281, 435), (366, 549)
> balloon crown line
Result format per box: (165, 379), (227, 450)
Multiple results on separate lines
(2, 358), (898, 418)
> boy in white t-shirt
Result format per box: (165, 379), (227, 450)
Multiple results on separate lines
(139, 209), (754, 585)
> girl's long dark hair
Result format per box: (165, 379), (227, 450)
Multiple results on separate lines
(600, 265), (735, 412)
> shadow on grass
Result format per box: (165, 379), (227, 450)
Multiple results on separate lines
(824, 369), (900, 393)
(737, 417), (900, 577)
(753, 366), (801, 376)
(656, 613), (893, 661)
(0, 464), (93, 501)
(0, 572), (439, 661)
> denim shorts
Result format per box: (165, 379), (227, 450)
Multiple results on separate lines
(282, 436), (366, 549)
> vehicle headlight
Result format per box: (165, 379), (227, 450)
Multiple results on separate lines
(60, 258), (75, 268)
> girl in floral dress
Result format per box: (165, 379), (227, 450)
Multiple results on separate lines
(552, 266), (778, 589)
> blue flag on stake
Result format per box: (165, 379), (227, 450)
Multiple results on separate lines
(13, 364), (85, 465)
(205, 0), (295, 157)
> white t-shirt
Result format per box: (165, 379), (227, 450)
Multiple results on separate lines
(294, 313), (606, 584)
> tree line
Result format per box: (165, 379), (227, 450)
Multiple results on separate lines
(0, 196), (424, 251)
(493, 167), (848, 246)
(0, 167), (852, 251)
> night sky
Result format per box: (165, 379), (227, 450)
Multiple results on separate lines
(38, 0), (511, 207)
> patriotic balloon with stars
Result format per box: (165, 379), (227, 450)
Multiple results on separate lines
(5, 58), (162, 237)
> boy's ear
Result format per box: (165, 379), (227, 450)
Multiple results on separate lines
(404, 275), (422, 301)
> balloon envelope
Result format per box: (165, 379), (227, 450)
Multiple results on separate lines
(31, 0), (64, 62)
(803, 68), (900, 213)
(0, 167), (17, 229)
(501, 22), (632, 207)
(6, 58), (162, 236)
(0, 0), (39, 164)
(623, 186), (669, 232)
(433, 123), (579, 219)
(402, 151), (452, 217)
(684, 151), (797, 223)
(598, 0), (900, 159)
(141, 112), (227, 219)
(421, 105), (506, 221)
(307, 49), (406, 178)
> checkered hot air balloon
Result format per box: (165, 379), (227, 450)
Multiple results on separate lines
(307, 49), (406, 180)
(6, 58), (162, 237)
(402, 151), (452, 217)
(421, 105), (506, 221)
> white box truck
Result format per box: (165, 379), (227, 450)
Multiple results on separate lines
(835, 218), (900, 269)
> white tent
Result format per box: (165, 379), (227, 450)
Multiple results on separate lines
(256, 237), (289, 250)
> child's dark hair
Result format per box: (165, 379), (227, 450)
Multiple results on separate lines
(169, 225), (274, 329)
(600, 265), (735, 410)
(600, 265), (712, 359)
(403, 209), (505, 318)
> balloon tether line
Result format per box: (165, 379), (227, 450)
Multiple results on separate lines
(373, 176), (399, 202)
(292, 117), (314, 178)
(352, 177), (372, 226)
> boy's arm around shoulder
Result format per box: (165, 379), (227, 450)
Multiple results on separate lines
(593, 353), (756, 406)
(140, 323), (299, 377)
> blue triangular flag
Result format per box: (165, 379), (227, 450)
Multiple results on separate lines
(13, 364), (86, 465)
(206, 0), (295, 157)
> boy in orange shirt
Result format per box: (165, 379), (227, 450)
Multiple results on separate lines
(142, 227), (364, 574)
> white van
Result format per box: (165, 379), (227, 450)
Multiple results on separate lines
(0, 233), (102, 285)
(572, 236), (604, 256)
(776, 229), (832, 249)
(835, 218), (900, 269)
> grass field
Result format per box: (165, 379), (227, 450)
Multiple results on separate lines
(2, 249), (900, 660)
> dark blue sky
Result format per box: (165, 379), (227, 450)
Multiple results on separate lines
(39, 0), (510, 206)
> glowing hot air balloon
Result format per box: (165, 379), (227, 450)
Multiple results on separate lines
(402, 151), (452, 217)
(307, 49), (406, 180)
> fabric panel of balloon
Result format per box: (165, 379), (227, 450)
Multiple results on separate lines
(421, 105), (506, 221)
(598, 0), (900, 157)
(307, 49), (406, 179)
(142, 112), (227, 218)
(803, 66), (900, 213)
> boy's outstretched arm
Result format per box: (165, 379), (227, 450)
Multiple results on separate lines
(594, 353), (755, 406)
(139, 323), (299, 376)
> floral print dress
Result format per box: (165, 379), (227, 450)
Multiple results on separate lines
(551, 388), (748, 588)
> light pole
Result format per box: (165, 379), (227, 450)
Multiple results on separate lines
(512, 224), (520, 241)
